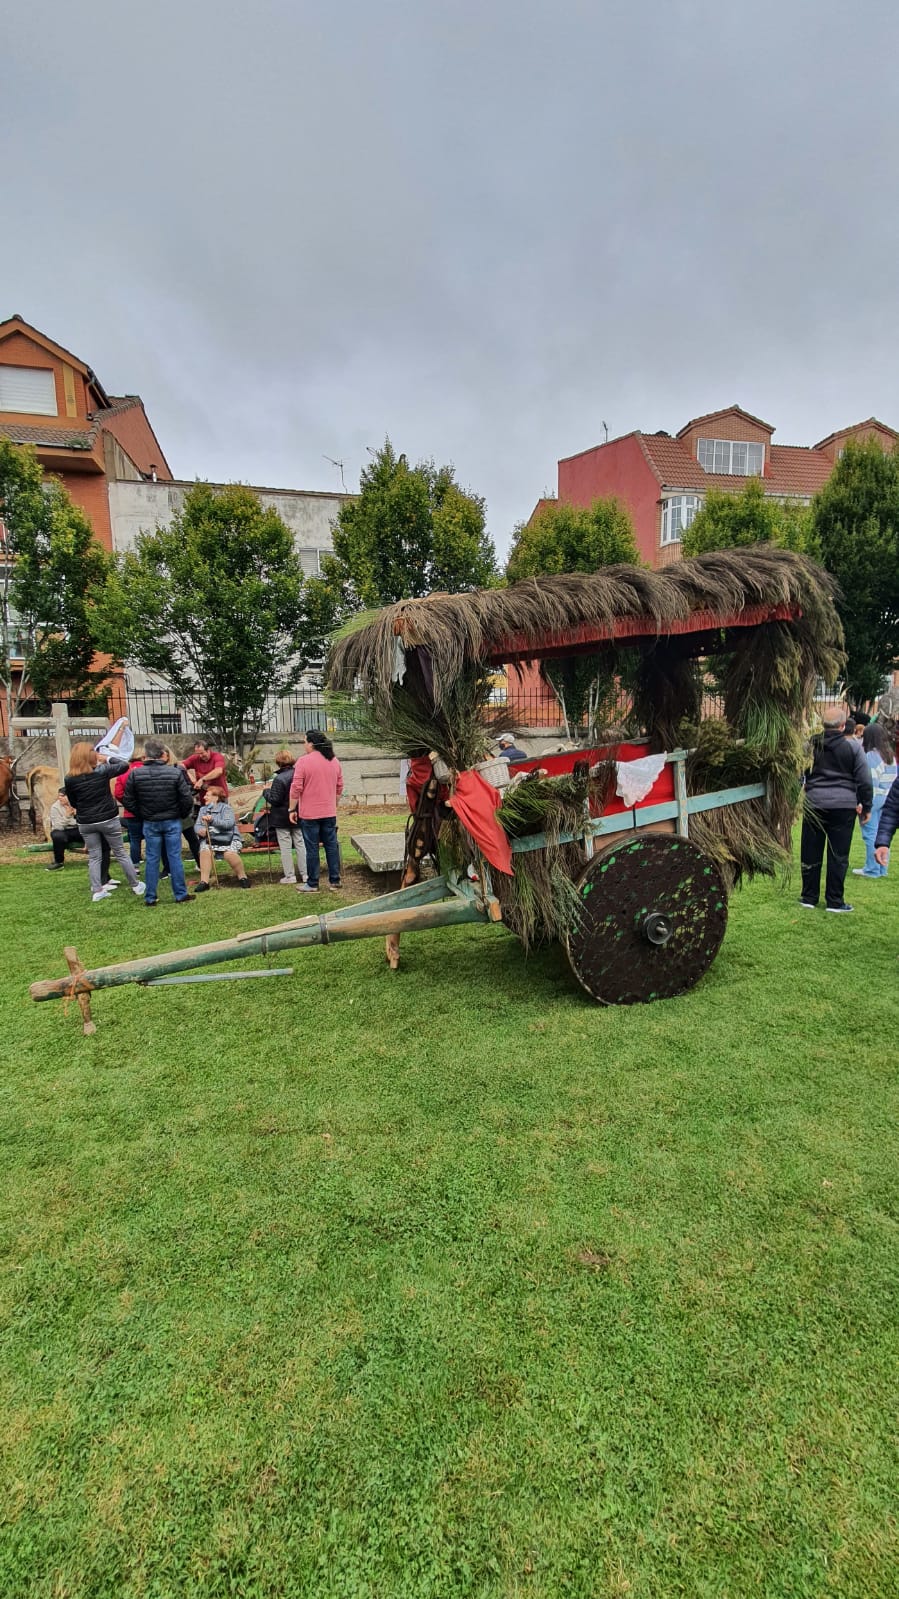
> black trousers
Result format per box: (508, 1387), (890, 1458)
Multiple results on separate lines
(51, 825), (111, 881)
(800, 805), (856, 908)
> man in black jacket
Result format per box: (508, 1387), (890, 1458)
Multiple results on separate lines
(800, 706), (873, 913)
(123, 738), (196, 906)
(874, 769), (899, 871)
(263, 748), (304, 884)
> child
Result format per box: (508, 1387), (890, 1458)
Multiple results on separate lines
(195, 785), (251, 890)
(854, 723), (898, 879)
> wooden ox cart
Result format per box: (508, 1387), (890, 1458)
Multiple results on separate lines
(30, 547), (842, 1030)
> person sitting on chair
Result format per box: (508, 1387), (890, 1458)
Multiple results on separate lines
(196, 785), (251, 891)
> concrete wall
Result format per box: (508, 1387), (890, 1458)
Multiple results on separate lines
(108, 478), (349, 576)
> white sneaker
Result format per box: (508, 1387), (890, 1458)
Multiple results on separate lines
(132, 881), (147, 897)
(92, 888), (113, 902)
(104, 880), (120, 889)
(279, 875), (297, 885)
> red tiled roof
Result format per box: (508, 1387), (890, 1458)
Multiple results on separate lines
(767, 445), (832, 495)
(676, 404), (774, 438)
(0, 421), (96, 449)
(637, 434), (832, 498)
(813, 417), (899, 450)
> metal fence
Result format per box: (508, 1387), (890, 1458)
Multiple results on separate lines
(122, 676), (853, 743)
(123, 681), (366, 739)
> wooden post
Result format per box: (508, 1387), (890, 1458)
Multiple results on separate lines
(10, 707), (109, 784)
(671, 749), (690, 838)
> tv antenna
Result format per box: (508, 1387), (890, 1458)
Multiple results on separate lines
(602, 420), (609, 443)
(323, 455), (347, 492)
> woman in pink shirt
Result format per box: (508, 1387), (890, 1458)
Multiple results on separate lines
(289, 729), (344, 892)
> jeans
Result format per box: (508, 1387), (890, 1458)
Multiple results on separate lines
(79, 818), (140, 895)
(144, 819), (189, 902)
(300, 816), (340, 885)
(859, 802), (888, 876)
(275, 825), (305, 879)
(50, 825), (110, 879)
(124, 816), (144, 865)
(800, 805), (856, 907)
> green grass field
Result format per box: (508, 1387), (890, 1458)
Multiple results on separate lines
(1, 831), (897, 1598)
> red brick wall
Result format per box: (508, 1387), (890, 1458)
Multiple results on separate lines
(101, 404), (172, 480)
(558, 435), (662, 565)
(677, 411), (772, 472)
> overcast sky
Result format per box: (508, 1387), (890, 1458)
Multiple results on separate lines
(4, 0), (899, 556)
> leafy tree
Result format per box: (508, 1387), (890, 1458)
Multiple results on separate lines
(315, 440), (496, 614)
(0, 440), (111, 731)
(96, 482), (312, 751)
(681, 478), (814, 558)
(811, 438), (899, 703)
(506, 496), (638, 581)
(505, 497), (640, 730)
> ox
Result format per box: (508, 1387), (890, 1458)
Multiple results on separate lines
(27, 765), (63, 841)
(0, 756), (18, 824)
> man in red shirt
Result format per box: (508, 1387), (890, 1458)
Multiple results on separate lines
(181, 740), (228, 798)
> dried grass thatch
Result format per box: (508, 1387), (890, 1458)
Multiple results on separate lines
(326, 547), (842, 721)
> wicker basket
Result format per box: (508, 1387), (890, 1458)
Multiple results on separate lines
(475, 757), (511, 789)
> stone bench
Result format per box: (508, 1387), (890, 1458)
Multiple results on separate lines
(349, 832), (407, 873)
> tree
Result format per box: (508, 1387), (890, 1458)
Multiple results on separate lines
(315, 440), (496, 614)
(95, 482), (312, 752)
(506, 495), (638, 581)
(505, 497), (640, 730)
(681, 478), (814, 559)
(811, 438), (899, 703)
(0, 440), (112, 732)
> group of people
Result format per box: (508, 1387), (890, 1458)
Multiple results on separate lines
(800, 705), (898, 912)
(51, 726), (345, 906)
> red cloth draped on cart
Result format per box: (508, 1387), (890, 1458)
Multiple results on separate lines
(406, 755), (437, 812)
(448, 770), (514, 876)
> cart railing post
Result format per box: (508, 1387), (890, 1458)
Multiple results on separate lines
(671, 749), (689, 838)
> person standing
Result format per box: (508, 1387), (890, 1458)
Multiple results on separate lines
(874, 772), (899, 872)
(63, 743), (144, 903)
(182, 739), (229, 797)
(289, 729), (344, 892)
(123, 738), (196, 906)
(265, 748), (304, 884)
(114, 757), (145, 865)
(853, 723), (898, 880)
(45, 788), (111, 878)
(800, 706), (873, 914)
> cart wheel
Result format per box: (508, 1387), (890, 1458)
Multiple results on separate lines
(565, 834), (728, 1005)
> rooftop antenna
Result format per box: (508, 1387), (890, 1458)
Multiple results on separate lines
(323, 454), (347, 492)
(602, 421), (609, 444)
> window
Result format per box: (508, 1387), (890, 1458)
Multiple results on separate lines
(0, 365), (57, 416)
(152, 712), (182, 735)
(661, 494), (700, 546)
(697, 437), (764, 476)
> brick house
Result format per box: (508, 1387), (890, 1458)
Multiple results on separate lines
(0, 316), (348, 738)
(509, 405), (899, 727)
(551, 405), (898, 568)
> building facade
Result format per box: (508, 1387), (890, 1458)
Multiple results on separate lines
(0, 316), (349, 737)
(550, 405), (898, 568)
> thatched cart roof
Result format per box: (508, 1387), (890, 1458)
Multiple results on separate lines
(325, 546), (842, 705)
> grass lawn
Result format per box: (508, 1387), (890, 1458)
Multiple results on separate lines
(1, 830), (897, 1597)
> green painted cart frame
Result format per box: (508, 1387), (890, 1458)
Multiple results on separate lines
(30, 750), (766, 1028)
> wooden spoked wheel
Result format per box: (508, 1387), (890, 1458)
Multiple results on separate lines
(565, 834), (728, 1005)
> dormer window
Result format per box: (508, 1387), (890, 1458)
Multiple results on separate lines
(0, 365), (57, 416)
(697, 438), (764, 476)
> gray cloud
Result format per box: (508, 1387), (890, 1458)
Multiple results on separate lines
(4, 0), (899, 553)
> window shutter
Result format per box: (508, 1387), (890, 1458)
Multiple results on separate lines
(0, 366), (57, 415)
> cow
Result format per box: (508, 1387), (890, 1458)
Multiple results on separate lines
(0, 756), (18, 824)
(27, 765), (63, 841)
